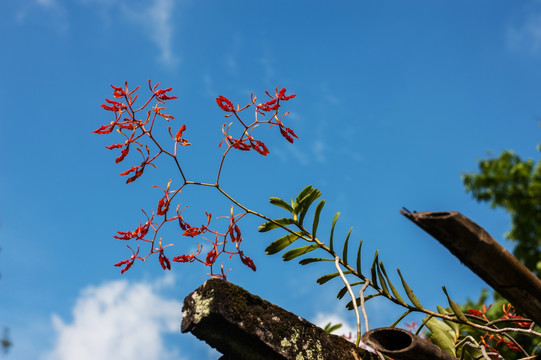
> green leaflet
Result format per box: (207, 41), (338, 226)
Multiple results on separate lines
(292, 185), (315, 214)
(346, 293), (379, 310)
(298, 257), (334, 265)
(442, 286), (468, 323)
(282, 244), (321, 261)
(425, 317), (458, 357)
(329, 212), (340, 253)
(269, 197), (294, 213)
(437, 305), (460, 334)
(397, 268), (423, 309)
(317, 271), (351, 285)
(297, 188), (321, 225)
(265, 233), (301, 255)
(376, 261), (390, 297)
(342, 227), (352, 264)
(370, 251), (379, 289)
(258, 218), (296, 232)
(312, 200), (325, 240)
(336, 281), (364, 299)
(356, 239), (363, 275)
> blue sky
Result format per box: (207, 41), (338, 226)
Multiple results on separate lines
(1, 1), (541, 359)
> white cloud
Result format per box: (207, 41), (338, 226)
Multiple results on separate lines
(120, 0), (180, 68)
(43, 276), (182, 360)
(506, 7), (541, 54)
(80, 0), (180, 68)
(313, 312), (357, 339)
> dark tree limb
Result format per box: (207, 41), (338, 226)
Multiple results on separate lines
(362, 327), (456, 360)
(400, 210), (541, 324)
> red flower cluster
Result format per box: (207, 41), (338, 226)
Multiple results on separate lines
(217, 86), (297, 157)
(94, 80), (187, 184)
(467, 303), (531, 355)
(96, 80), (293, 279)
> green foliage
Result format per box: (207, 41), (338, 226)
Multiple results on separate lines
(260, 185), (425, 317)
(461, 291), (541, 358)
(263, 185), (541, 358)
(323, 322), (343, 334)
(462, 150), (541, 275)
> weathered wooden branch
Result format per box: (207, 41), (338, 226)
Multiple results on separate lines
(400, 210), (541, 324)
(181, 278), (377, 360)
(362, 327), (456, 360)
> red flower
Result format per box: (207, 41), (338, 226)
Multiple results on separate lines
(229, 224), (242, 243)
(159, 250), (171, 270)
(174, 124), (191, 146)
(173, 254), (195, 263)
(93, 122), (116, 134)
(249, 139), (269, 156)
(154, 87), (178, 101)
(216, 96), (235, 112)
(467, 309), (485, 317)
(276, 87), (296, 101)
(111, 85), (126, 98)
(256, 98), (280, 112)
(101, 98), (127, 113)
(205, 248), (217, 266)
(115, 246), (140, 274)
(114, 214), (153, 241)
(239, 251), (256, 271)
(279, 125), (298, 143)
(173, 245), (203, 263)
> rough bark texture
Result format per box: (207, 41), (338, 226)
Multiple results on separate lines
(181, 278), (377, 360)
(362, 327), (456, 360)
(401, 210), (541, 325)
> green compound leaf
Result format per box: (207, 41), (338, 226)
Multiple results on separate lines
(425, 317), (457, 358)
(298, 257), (334, 265)
(282, 244), (321, 261)
(317, 271), (351, 285)
(442, 286), (468, 323)
(311, 200), (326, 240)
(258, 218), (296, 232)
(329, 212), (340, 253)
(342, 227), (352, 264)
(397, 268), (423, 309)
(269, 197), (294, 213)
(265, 233), (300, 255)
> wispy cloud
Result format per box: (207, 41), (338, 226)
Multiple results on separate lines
(120, 0), (180, 68)
(80, 0), (180, 68)
(16, 0), (68, 32)
(506, 6), (541, 54)
(43, 275), (182, 360)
